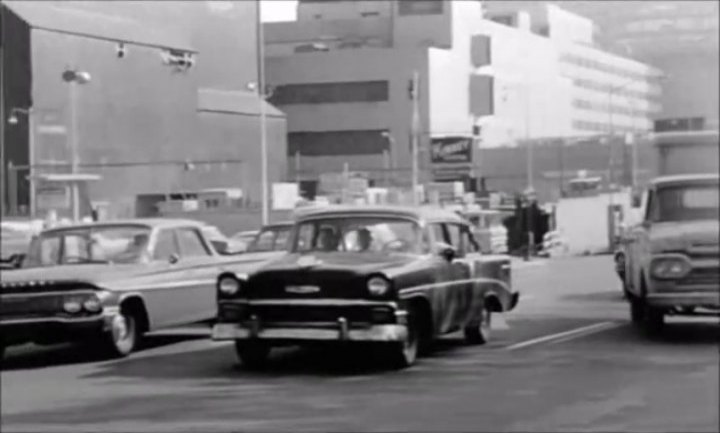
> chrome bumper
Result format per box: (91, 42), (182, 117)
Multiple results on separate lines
(213, 320), (408, 342)
(646, 292), (720, 308)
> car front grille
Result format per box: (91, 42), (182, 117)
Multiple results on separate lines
(0, 295), (64, 320)
(681, 267), (720, 287)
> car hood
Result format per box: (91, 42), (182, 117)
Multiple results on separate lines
(650, 220), (720, 253)
(260, 252), (416, 275)
(0, 263), (145, 287)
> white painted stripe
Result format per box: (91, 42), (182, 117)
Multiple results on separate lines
(505, 321), (618, 350)
(548, 322), (623, 345)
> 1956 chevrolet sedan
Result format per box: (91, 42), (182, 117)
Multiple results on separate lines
(213, 205), (520, 369)
(0, 219), (278, 360)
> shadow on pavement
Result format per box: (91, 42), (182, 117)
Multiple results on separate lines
(0, 335), (207, 371)
(590, 320), (720, 346)
(81, 337), (478, 382)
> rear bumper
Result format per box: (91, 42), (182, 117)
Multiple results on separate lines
(212, 320), (408, 343)
(646, 292), (720, 308)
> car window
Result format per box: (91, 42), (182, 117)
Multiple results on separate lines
(176, 228), (211, 257)
(62, 234), (91, 262)
(445, 224), (465, 257)
(274, 228), (291, 251)
(153, 229), (178, 260)
(252, 230), (276, 252)
(429, 223), (447, 245)
(462, 226), (481, 254)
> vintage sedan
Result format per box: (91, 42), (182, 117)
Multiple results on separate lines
(0, 219), (276, 360)
(212, 206), (519, 369)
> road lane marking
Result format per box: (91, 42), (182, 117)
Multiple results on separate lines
(548, 322), (624, 345)
(505, 321), (619, 351)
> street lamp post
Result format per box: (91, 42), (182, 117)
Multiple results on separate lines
(62, 69), (91, 221)
(7, 107), (36, 217)
(381, 131), (396, 185)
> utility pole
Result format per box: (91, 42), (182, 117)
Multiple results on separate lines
(257, 1), (269, 225)
(410, 71), (420, 205)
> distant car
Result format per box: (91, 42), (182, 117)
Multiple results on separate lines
(0, 218), (278, 360)
(201, 225), (247, 255)
(246, 222), (293, 254)
(462, 209), (509, 254)
(213, 206), (519, 370)
(0, 222), (37, 269)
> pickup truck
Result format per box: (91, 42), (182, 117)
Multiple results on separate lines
(621, 130), (719, 334)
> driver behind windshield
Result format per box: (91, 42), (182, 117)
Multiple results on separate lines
(115, 233), (150, 262)
(354, 228), (373, 252)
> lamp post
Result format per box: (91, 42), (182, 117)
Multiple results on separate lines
(7, 107), (36, 217)
(246, 80), (273, 225)
(62, 69), (91, 221)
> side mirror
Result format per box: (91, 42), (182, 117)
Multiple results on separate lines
(168, 253), (180, 265)
(434, 242), (456, 262)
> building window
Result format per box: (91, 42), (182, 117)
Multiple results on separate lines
(361, 11), (380, 17)
(489, 15), (514, 26)
(398, 0), (444, 16)
(288, 130), (389, 156)
(270, 81), (389, 105)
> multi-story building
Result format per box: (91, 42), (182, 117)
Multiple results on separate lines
(1, 0), (287, 218)
(558, 0), (719, 132)
(265, 0), (661, 197)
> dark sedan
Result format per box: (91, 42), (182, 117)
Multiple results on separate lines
(212, 205), (519, 369)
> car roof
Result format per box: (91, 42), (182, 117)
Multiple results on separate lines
(261, 221), (293, 230)
(295, 205), (465, 224)
(40, 218), (206, 234)
(651, 173), (719, 187)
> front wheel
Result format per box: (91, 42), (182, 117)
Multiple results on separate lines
(464, 306), (492, 345)
(642, 306), (665, 335)
(235, 341), (271, 370)
(100, 310), (139, 358)
(384, 309), (419, 369)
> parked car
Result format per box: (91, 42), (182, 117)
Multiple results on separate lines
(212, 205), (519, 369)
(0, 218), (277, 360)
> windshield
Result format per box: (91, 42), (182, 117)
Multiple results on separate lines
(25, 225), (152, 267)
(292, 217), (422, 254)
(651, 182), (719, 222)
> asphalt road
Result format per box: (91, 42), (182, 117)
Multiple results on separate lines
(1, 256), (718, 432)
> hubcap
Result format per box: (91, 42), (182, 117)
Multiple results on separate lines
(113, 315), (129, 342)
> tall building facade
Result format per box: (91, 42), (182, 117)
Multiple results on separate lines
(558, 0), (719, 132)
(1, 0), (287, 218)
(266, 0), (660, 195)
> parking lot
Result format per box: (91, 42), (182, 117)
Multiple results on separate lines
(1, 256), (718, 432)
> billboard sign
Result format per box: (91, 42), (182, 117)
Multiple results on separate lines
(430, 136), (473, 164)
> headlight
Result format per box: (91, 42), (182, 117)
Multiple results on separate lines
(367, 276), (391, 296)
(218, 276), (241, 296)
(83, 296), (102, 313)
(62, 300), (82, 314)
(651, 257), (691, 280)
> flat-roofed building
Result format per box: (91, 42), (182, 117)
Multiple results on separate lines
(266, 0), (660, 196)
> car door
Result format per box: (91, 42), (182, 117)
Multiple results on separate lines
(133, 228), (185, 329)
(174, 226), (218, 324)
(444, 223), (474, 329)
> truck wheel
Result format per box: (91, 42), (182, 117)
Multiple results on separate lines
(235, 341), (271, 370)
(385, 307), (419, 369)
(464, 305), (492, 345)
(101, 310), (139, 358)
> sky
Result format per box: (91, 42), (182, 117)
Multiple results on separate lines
(261, 0), (298, 22)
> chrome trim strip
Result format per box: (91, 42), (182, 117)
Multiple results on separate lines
(0, 290), (98, 298)
(219, 299), (398, 307)
(121, 279), (216, 291)
(0, 315), (105, 326)
(400, 277), (510, 295)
